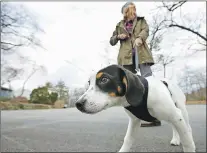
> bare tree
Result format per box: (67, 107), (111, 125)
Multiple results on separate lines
(1, 2), (45, 86)
(161, 1), (187, 12)
(147, 13), (176, 77)
(148, 1), (205, 79)
(178, 65), (192, 94)
(1, 2), (45, 53)
(155, 53), (175, 78)
(147, 13), (166, 52)
(155, 1), (206, 51)
(19, 63), (46, 97)
(177, 65), (206, 100)
(1, 65), (24, 86)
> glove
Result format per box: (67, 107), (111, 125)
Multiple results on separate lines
(133, 37), (143, 47)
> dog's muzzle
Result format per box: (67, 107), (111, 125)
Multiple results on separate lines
(75, 99), (86, 111)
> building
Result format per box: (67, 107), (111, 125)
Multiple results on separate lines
(0, 87), (13, 98)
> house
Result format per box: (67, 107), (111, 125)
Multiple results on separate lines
(0, 87), (13, 98)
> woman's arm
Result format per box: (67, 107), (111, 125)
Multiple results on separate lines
(137, 18), (149, 42)
(110, 26), (119, 46)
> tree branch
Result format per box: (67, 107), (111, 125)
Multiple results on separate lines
(169, 24), (207, 41)
(162, 1), (187, 12)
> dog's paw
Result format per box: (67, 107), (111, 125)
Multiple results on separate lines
(170, 138), (180, 146)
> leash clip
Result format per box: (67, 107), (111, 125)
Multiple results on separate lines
(135, 68), (140, 75)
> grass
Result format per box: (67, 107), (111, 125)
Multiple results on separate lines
(0, 98), (67, 110)
(0, 101), (53, 110)
(0, 99), (67, 110)
(186, 100), (206, 105)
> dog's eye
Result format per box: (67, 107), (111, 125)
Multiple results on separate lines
(100, 77), (109, 84)
(88, 80), (90, 85)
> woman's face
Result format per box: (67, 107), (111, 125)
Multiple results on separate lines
(123, 4), (136, 21)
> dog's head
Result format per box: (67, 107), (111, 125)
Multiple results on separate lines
(75, 64), (145, 114)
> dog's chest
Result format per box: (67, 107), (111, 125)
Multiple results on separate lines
(124, 77), (157, 122)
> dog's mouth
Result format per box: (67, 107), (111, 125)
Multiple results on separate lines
(82, 110), (99, 114)
(79, 104), (109, 115)
(80, 109), (101, 115)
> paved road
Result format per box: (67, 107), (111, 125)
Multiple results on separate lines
(1, 105), (206, 152)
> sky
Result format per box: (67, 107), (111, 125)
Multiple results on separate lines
(3, 1), (206, 94)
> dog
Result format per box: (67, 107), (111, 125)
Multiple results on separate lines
(75, 64), (196, 152)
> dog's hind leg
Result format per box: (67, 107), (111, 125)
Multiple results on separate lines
(173, 99), (194, 147)
(177, 103), (193, 136)
(167, 82), (194, 147)
(118, 109), (141, 152)
(169, 108), (196, 152)
(170, 125), (180, 146)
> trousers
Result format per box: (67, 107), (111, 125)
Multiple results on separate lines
(123, 55), (152, 77)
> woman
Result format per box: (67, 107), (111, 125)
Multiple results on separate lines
(109, 2), (161, 127)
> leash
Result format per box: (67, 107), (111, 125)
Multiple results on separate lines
(134, 47), (140, 75)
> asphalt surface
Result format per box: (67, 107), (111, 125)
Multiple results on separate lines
(1, 105), (206, 152)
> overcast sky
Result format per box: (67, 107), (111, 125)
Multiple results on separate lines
(4, 1), (206, 92)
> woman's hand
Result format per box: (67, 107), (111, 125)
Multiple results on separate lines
(117, 34), (129, 40)
(133, 37), (143, 47)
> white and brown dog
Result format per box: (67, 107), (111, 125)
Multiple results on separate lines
(75, 64), (196, 152)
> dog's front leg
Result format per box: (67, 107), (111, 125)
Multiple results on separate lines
(119, 109), (141, 152)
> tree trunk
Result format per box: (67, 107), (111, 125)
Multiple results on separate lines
(164, 65), (166, 78)
(19, 68), (38, 97)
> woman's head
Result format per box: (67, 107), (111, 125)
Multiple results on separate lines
(121, 2), (137, 21)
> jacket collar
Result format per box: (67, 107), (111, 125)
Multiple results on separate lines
(119, 17), (138, 33)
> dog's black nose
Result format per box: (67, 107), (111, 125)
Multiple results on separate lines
(76, 102), (83, 109)
(75, 99), (86, 110)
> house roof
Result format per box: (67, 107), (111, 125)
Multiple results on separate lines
(1, 87), (13, 91)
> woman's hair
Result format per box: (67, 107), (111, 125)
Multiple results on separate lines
(123, 3), (137, 21)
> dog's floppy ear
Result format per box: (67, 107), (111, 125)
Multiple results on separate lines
(118, 65), (145, 107)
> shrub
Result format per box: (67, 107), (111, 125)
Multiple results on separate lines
(30, 86), (59, 105)
(30, 87), (51, 104)
(18, 104), (24, 109)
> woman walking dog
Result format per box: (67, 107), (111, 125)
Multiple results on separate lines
(109, 2), (161, 127)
